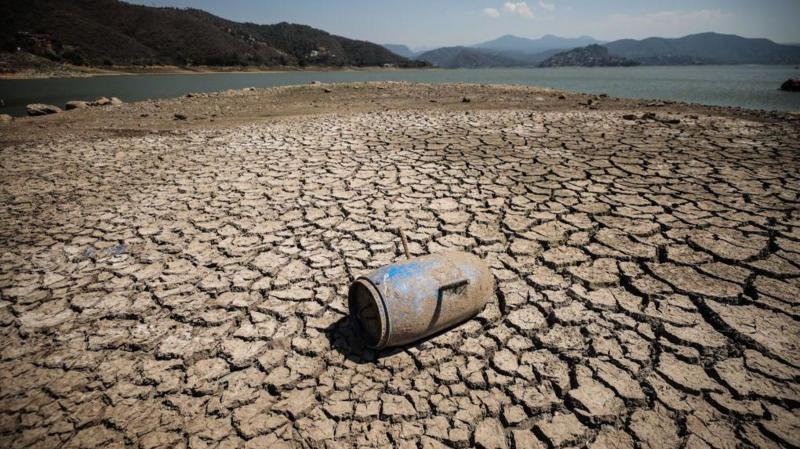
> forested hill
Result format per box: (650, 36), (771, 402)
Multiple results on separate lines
(0, 0), (426, 67)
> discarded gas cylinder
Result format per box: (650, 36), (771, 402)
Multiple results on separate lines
(348, 251), (494, 349)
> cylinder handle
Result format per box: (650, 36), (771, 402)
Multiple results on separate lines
(439, 279), (469, 297)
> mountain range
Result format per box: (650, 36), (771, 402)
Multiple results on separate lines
(538, 45), (639, 68)
(1, 0), (425, 68)
(474, 34), (603, 54)
(404, 32), (800, 68)
(605, 33), (800, 65)
(3, 0), (799, 72)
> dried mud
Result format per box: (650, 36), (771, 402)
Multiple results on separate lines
(1, 83), (799, 449)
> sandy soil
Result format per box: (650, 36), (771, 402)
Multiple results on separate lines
(1, 83), (799, 449)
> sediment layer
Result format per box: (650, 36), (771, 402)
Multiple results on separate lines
(1, 83), (799, 449)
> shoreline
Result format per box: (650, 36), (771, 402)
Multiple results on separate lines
(0, 64), (433, 80)
(2, 66), (798, 117)
(1, 82), (796, 145)
(2, 62), (798, 80)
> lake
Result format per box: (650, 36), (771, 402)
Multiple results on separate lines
(1, 65), (799, 117)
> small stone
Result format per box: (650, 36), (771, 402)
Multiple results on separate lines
(92, 96), (111, 106)
(27, 103), (61, 116)
(174, 113), (188, 120)
(65, 101), (90, 110)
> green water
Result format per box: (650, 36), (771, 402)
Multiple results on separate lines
(1, 65), (799, 117)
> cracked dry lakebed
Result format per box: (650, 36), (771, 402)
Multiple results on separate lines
(1, 82), (799, 449)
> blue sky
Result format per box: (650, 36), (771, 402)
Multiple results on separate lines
(129, 0), (800, 49)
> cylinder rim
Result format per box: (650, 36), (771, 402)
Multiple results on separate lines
(348, 278), (390, 350)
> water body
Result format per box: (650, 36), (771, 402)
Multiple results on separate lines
(1, 65), (799, 117)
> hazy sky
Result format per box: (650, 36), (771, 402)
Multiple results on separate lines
(128, 0), (800, 49)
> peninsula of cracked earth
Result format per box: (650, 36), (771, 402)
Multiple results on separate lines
(1, 82), (799, 449)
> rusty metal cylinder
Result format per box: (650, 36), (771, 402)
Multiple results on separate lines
(348, 251), (494, 349)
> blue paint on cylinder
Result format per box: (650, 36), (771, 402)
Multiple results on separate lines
(349, 251), (494, 349)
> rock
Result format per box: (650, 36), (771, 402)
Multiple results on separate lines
(779, 78), (800, 92)
(323, 88), (332, 93)
(65, 101), (90, 110)
(92, 96), (111, 106)
(462, 97), (471, 103)
(174, 113), (188, 120)
(110, 97), (124, 105)
(623, 114), (637, 120)
(26, 103), (61, 116)
(0, 113), (12, 123)
(474, 418), (507, 449)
